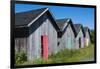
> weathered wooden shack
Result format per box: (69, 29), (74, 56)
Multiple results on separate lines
(74, 24), (85, 49)
(15, 8), (60, 61)
(56, 18), (76, 50)
(83, 27), (91, 46)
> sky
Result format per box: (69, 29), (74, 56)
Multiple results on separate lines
(15, 4), (95, 30)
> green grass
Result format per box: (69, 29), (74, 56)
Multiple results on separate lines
(16, 43), (94, 65)
(48, 43), (94, 63)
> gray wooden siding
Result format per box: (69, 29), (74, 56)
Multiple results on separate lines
(86, 31), (90, 43)
(85, 31), (90, 46)
(27, 19), (57, 61)
(58, 24), (75, 50)
(15, 38), (28, 53)
(75, 29), (84, 49)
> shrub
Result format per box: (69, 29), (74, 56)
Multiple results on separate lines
(15, 51), (27, 65)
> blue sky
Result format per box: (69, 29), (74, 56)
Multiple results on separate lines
(15, 4), (95, 30)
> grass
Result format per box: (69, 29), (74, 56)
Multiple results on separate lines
(16, 43), (94, 65)
(48, 43), (94, 63)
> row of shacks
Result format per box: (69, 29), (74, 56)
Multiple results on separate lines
(15, 8), (91, 61)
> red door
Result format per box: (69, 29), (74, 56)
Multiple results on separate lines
(41, 35), (48, 60)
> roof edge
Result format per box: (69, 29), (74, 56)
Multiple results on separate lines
(27, 8), (49, 27)
(47, 9), (60, 31)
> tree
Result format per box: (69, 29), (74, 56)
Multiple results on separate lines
(90, 30), (95, 43)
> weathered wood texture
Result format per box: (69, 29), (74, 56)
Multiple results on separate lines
(27, 19), (57, 60)
(84, 31), (90, 46)
(75, 29), (84, 49)
(15, 38), (28, 53)
(15, 12), (58, 61)
(58, 24), (75, 50)
(15, 8), (88, 61)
